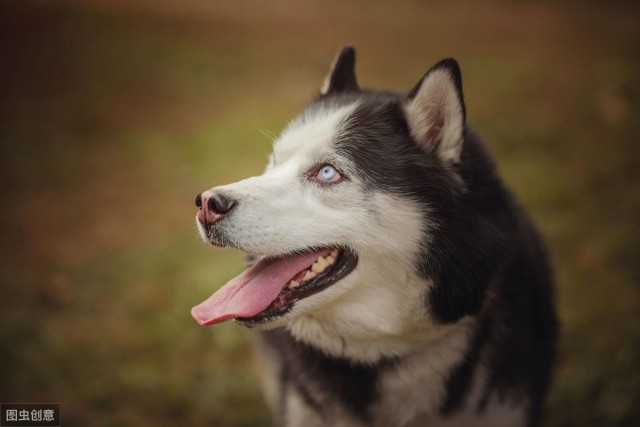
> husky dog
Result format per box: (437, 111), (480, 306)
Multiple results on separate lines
(192, 47), (557, 427)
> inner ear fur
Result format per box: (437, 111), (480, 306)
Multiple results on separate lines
(404, 59), (466, 164)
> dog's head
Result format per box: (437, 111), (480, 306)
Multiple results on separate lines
(192, 47), (475, 361)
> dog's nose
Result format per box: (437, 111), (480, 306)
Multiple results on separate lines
(196, 191), (236, 225)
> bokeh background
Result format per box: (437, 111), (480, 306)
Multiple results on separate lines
(1, 0), (639, 426)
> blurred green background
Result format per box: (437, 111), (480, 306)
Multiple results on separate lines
(1, 0), (638, 426)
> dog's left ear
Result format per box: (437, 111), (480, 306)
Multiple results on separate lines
(320, 46), (359, 95)
(404, 59), (466, 164)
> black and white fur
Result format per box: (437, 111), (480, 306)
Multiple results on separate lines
(197, 47), (557, 427)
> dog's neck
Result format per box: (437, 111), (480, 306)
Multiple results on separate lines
(283, 274), (472, 364)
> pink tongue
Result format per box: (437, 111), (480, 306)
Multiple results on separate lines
(191, 249), (330, 326)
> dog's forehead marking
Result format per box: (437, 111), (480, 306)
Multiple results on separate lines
(274, 102), (359, 163)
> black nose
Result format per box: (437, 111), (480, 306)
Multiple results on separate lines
(208, 192), (236, 214)
(196, 190), (236, 224)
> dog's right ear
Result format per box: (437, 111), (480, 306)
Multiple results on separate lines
(320, 46), (359, 95)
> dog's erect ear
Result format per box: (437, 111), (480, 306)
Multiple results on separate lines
(320, 46), (359, 95)
(404, 59), (466, 164)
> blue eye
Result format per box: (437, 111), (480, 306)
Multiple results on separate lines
(316, 164), (342, 183)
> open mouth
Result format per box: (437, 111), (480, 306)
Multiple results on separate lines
(191, 247), (358, 326)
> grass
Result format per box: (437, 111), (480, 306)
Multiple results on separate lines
(1, 0), (639, 425)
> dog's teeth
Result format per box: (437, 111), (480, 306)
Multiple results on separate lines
(303, 270), (316, 281)
(330, 249), (339, 258)
(312, 257), (329, 273)
(311, 263), (322, 273)
(289, 280), (300, 289)
(326, 256), (335, 265)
